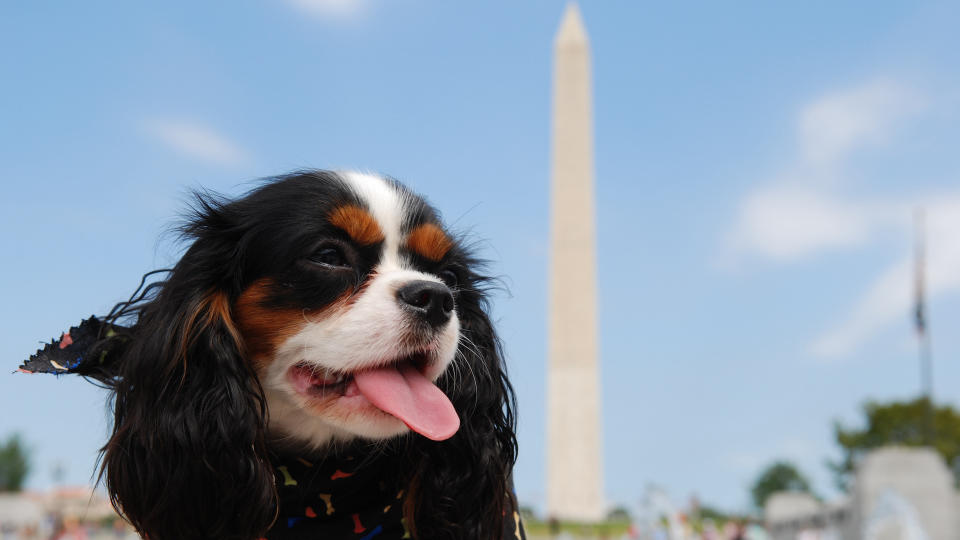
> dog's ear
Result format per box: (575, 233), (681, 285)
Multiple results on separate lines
(102, 200), (276, 540)
(405, 266), (519, 539)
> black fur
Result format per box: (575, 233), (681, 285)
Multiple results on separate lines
(89, 170), (517, 539)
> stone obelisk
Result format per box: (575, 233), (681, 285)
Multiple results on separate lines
(547, 2), (605, 522)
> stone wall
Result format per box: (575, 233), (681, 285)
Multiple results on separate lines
(850, 447), (958, 540)
(765, 446), (959, 540)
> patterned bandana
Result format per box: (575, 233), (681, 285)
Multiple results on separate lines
(19, 316), (126, 379)
(264, 448), (526, 539)
(265, 449), (410, 539)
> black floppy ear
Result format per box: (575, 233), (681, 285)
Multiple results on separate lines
(102, 226), (276, 539)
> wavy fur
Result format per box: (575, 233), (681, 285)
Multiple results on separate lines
(94, 171), (518, 539)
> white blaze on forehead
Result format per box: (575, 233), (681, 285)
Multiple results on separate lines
(340, 171), (407, 269)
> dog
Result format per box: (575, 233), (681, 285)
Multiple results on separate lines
(21, 170), (523, 540)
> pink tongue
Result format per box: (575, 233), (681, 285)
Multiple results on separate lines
(353, 363), (460, 441)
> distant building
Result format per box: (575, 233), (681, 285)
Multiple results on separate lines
(0, 492), (45, 534)
(0, 486), (121, 538)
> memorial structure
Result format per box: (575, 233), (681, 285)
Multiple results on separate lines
(546, 2), (606, 522)
(765, 446), (958, 540)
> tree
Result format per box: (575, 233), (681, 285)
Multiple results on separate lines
(606, 506), (632, 521)
(830, 397), (960, 489)
(750, 461), (812, 510)
(0, 434), (30, 492)
(518, 504), (538, 524)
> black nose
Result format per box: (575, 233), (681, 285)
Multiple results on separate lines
(397, 280), (454, 327)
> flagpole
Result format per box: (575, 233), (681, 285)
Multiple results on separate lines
(914, 208), (934, 445)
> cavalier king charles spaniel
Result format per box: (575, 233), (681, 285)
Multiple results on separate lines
(22, 170), (522, 540)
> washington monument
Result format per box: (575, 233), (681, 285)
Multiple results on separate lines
(547, 2), (605, 521)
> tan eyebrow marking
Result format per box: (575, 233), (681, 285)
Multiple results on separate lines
(328, 205), (384, 246)
(406, 223), (453, 262)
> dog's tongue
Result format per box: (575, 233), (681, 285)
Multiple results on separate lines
(353, 363), (459, 441)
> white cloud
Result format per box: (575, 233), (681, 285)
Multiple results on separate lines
(284, 0), (366, 18)
(727, 185), (874, 263)
(720, 79), (960, 359)
(144, 119), (248, 166)
(812, 197), (960, 358)
(724, 81), (924, 266)
(811, 257), (912, 358)
(799, 80), (924, 166)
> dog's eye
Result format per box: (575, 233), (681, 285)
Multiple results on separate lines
(308, 247), (350, 269)
(438, 269), (459, 287)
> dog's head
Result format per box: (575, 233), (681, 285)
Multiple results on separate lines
(100, 171), (517, 539)
(233, 171), (464, 444)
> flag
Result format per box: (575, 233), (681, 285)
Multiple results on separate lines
(914, 209), (926, 336)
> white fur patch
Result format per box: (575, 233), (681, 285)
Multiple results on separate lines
(341, 171), (406, 270)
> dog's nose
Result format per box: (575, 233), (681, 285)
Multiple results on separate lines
(397, 280), (454, 327)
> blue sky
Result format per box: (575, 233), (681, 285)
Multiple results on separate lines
(3, 0), (960, 515)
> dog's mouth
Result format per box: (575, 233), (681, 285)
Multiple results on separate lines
(288, 353), (430, 396)
(286, 352), (459, 441)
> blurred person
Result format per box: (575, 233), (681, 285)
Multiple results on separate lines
(51, 514), (87, 540)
